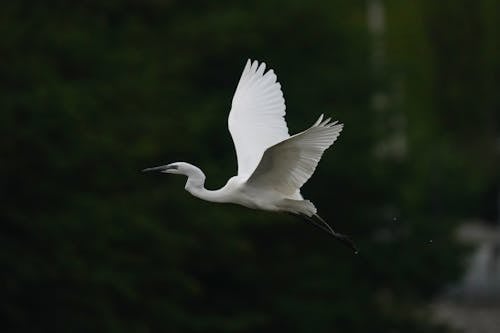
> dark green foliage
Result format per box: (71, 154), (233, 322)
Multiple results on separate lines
(1, 0), (496, 332)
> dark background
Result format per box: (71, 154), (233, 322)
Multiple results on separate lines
(1, 1), (498, 332)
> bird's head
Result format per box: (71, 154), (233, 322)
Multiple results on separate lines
(142, 162), (204, 179)
(142, 162), (182, 175)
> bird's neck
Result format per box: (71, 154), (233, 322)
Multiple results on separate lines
(183, 167), (227, 203)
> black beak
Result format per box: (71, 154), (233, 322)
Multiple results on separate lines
(142, 164), (177, 172)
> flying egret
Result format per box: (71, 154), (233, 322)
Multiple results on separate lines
(144, 59), (357, 252)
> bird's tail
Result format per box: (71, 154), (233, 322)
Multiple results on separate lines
(279, 199), (317, 216)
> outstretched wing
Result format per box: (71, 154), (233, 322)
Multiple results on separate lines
(246, 115), (343, 195)
(228, 59), (289, 178)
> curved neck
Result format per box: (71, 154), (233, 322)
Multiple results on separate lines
(182, 165), (227, 203)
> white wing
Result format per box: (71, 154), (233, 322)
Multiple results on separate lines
(246, 115), (343, 196)
(228, 59), (289, 178)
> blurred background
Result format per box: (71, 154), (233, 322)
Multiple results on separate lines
(1, 1), (499, 332)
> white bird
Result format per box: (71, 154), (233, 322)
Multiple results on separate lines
(144, 59), (356, 252)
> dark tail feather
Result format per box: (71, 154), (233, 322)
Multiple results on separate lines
(293, 213), (358, 254)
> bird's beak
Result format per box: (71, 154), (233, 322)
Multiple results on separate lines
(142, 164), (178, 173)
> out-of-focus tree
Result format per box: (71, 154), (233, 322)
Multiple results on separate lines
(386, 0), (499, 219)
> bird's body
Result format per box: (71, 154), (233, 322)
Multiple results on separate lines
(144, 59), (356, 251)
(179, 165), (311, 214)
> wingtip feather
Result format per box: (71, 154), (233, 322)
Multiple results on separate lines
(313, 115), (343, 129)
(313, 114), (324, 126)
(251, 60), (259, 72)
(257, 62), (266, 76)
(320, 117), (332, 126)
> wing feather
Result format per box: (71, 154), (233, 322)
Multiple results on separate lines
(246, 115), (343, 195)
(228, 59), (289, 177)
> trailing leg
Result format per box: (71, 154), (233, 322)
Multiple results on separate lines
(290, 213), (358, 254)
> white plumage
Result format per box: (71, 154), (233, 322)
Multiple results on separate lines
(144, 59), (356, 252)
(229, 60), (289, 178)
